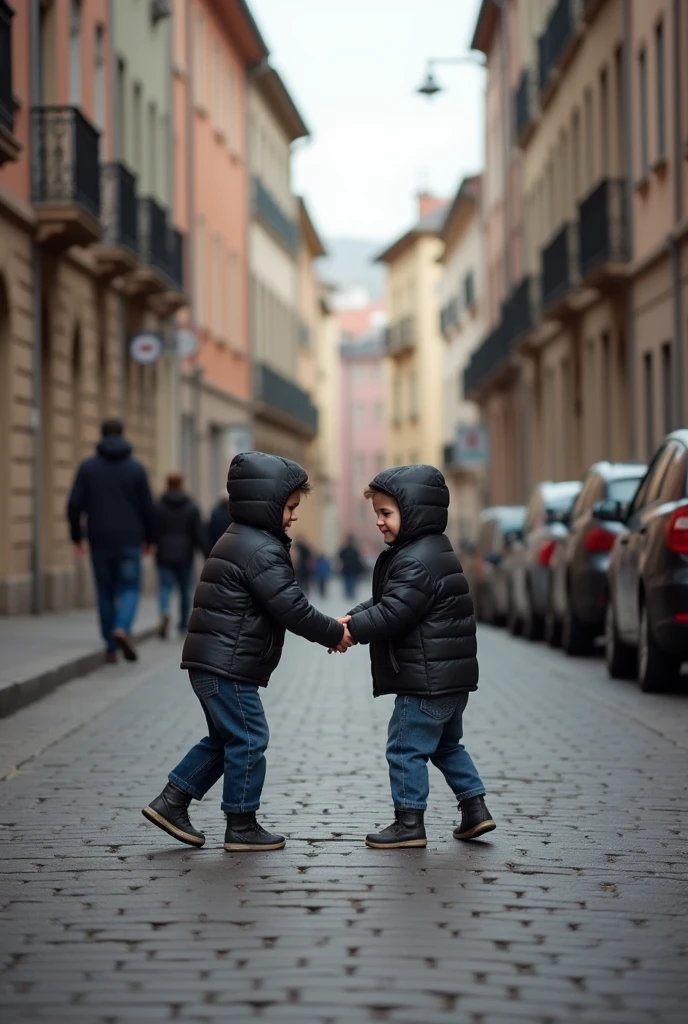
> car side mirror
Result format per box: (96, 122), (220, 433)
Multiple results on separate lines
(592, 499), (623, 523)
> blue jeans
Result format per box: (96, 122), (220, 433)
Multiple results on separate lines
(386, 693), (485, 811)
(343, 573), (358, 600)
(158, 563), (192, 632)
(169, 673), (270, 813)
(90, 547), (141, 652)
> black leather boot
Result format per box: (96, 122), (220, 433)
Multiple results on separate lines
(224, 813), (286, 851)
(453, 795), (496, 841)
(141, 782), (205, 847)
(365, 809), (427, 849)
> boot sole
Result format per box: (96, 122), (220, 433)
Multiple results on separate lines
(223, 839), (286, 851)
(365, 838), (427, 849)
(453, 819), (496, 841)
(141, 806), (205, 847)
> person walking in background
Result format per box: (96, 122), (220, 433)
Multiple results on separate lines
(294, 539), (313, 594)
(67, 418), (156, 663)
(338, 534), (364, 601)
(314, 552), (332, 598)
(207, 491), (232, 551)
(156, 472), (208, 639)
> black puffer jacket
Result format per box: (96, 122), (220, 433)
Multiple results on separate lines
(347, 465), (478, 698)
(155, 490), (206, 567)
(181, 452), (344, 685)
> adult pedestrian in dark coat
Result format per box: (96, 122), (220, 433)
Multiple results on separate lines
(156, 472), (208, 639)
(206, 493), (232, 550)
(339, 534), (365, 600)
(67, 418), (156, 662)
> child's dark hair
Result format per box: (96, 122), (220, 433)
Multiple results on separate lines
(300, 481), (313, 495)
(363, 487), (378, 500)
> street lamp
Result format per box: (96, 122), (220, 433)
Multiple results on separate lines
(416, 55), (486, 97)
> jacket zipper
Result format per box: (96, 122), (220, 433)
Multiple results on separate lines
(389, 641), (400, 673)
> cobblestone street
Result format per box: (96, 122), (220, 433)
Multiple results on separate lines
(1, 589), (688, 1023)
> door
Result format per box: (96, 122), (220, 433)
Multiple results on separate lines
(616, 444), (675, 639)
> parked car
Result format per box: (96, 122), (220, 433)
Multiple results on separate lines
(505, 480), (583, 640)
(472, 506), (527, 625)
(546, 462), (646, 654)
(603, 431), (688, 692)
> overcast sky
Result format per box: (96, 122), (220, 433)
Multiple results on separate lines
(249, 0), (485, 245)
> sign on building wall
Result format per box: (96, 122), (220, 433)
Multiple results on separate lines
(456, 424), (489, 468)
(130, 332), (164, 364)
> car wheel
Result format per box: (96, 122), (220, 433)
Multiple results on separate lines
(523, 585), (544, 642)
(562, 601), (593, 657)
(604, 602), (636, 680)
(638, 605), (682, 693)
(544, 605), (562, 648)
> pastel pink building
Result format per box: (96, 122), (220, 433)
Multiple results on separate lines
(337, 305), (388, 560)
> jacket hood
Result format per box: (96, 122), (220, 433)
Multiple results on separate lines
(96, 436), (133, 461)
(161, 490), (191, 507)
(227, 451), (308, 538)
(368, 464), (448, 545)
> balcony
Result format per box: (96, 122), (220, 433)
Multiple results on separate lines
(503, 275), (540, 347)
(252, 175), (299, 255)
(514, 68), (537, 146)
(385, 316), (416, 356)
(31, 106), (101, 248)
(538, 0), (581, 100)
(94, 162), (139, 277)
(541, 222), (579, 317)
(254, 361), (318, 437)
(463, 321), (512, 398)
(578, 178), (629, 287)
(0, 1), (20, 165)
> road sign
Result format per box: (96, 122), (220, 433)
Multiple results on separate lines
(130, 332), (163, 365)
(456, 424), (488, 468)
(175, 327), (198, 359)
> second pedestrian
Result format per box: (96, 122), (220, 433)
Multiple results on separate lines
(155, 472), (207, 639)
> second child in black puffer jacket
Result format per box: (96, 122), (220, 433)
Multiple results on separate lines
(343, 464), (496, 850)
(143, 452), (351, 853)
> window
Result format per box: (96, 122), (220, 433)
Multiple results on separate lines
(643, 351), (654, 460)
(228, 64), (239, 155)
(132, 83), (142, 176)
(662, 341), (672, 435)
(69, 0), (81, 105)
(392, 375), (401, 420)
(229, 251), (241, 346)
(408, 370), (418, 418)
(117, 59), (126, 159)
(655, 20), (666, 161)
(639, 49), (649, 179)
(608, 477), (644, 504)
(195, 214), (207, 327)
(212, 234), (222, 336)
(601, 332), (611, 454)
(599, 67), (609, 176)
(213, 40), (222, 130)
(571, 108), (580, 200)
(94, 25), (105, 130)
(195, 12), (206, 109)
(583, 88), (594, 188)
(148, 102), (157, 195)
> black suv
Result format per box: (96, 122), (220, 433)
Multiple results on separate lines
(603, 431), (688, 692)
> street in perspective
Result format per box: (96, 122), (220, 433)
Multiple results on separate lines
(2, 0), (688, 1021)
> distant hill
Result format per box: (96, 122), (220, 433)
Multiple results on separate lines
(317, 237), (387, 303)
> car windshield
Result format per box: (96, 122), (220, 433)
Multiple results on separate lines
(544, 486), (581, 512)
(496, 510), (525, 532)
(608, 477), (642, 503)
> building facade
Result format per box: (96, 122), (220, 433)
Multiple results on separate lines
(172, 0), (265, 510)
(0, 0), (184, 615)
(337, 304), (387, 560)
(248, 68), (318, 473)
(378, 193), (448, 471)
(438, 175), (486, 543)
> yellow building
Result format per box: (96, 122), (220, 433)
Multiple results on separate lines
(377, 195), (448, 470)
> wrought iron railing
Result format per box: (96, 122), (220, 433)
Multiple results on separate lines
(0, 1), (15, 136)
(578, 178), (628, 278)
(254, 362), (318, 433)
(31, 106), (101, 219)
(514, 67), (536, 142)
(504, 275), (540, 344)
(541, 223), (578, 309)
(463, 322), (510, 396)
(139, 196), (169, 276)
(100, 163), (138, 253)
(252, 175), (299, 254)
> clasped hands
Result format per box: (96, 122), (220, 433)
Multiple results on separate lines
(329, 615), (356, 654)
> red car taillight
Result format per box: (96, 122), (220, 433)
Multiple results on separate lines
(538, 540), (556, 567)
(666, 508), (688, 553)
(585, 527), (616, 553)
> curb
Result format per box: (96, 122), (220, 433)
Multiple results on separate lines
(0, 624), (159, 720)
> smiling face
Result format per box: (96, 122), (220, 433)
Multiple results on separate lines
(373, 491), (401, 544)
(282, 489), (302, 533)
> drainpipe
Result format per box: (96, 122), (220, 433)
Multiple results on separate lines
(622, 0), (636, 457)
(29, 0), (42, 614)
(671, 0), (684, 427)
(185, 0), (201, 499)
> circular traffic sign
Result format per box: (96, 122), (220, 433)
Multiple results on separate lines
(130, 332), (163, 365)
(175, 327), (198, 359)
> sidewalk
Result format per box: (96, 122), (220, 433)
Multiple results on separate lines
(0, 596), (159, 719)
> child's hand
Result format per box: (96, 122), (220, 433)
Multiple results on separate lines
(328, 618), (355, 654)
